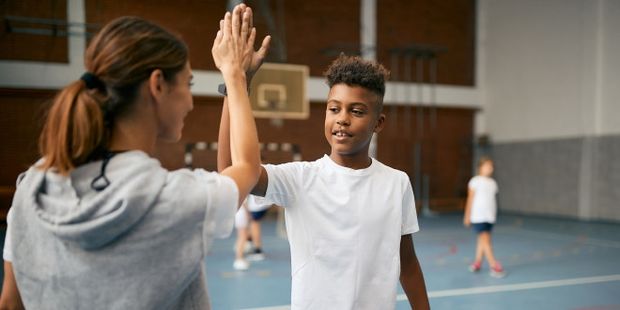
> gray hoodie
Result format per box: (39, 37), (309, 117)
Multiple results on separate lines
(7, 151), (238, 309)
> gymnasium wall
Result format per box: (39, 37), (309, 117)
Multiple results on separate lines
(0, 0), (478, 215)
(0, 88), (473, 214)
(479, 0), (620, 221)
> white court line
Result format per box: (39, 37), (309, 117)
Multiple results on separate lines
(243, 274), (620, 310)
(399, 273), (620, 300)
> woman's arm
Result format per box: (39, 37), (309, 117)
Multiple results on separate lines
(212, 4), (262, 205)
(215, 4), (271, 199)
(0, 261), (24, 310)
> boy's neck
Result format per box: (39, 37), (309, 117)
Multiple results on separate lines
(329, 152), (372, 170)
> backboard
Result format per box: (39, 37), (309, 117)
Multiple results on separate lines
(249, 62), (309, 119)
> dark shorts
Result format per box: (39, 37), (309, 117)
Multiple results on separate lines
(250, 209), (268, 221)
(472, 222), (494, 234)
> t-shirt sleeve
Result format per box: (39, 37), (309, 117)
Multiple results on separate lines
(263, 162), (301, 207)
(192, 169), (239, 240)
(401, 176), (419, 235)
(468, 177), (478, 190)
(3, 208), (13, 262)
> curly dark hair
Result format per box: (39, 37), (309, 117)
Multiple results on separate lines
(324, 54), (390, 100)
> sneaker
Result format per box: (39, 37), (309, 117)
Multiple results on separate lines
(468, 261), (482, 272)
(247, 248), (265, 261)
(233, 259), (249, 271)
(490, 262), (506, 278)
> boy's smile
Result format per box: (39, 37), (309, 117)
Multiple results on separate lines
(324, 84), (385, 167)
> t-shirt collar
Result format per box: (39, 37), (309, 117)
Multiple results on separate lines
(320, 154), (376, 176)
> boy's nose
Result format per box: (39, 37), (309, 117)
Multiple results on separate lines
(336, 119), (350, 126)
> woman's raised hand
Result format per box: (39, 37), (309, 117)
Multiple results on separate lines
(212, 4), (255, 76)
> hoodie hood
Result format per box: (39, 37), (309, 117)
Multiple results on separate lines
(22, 151), (167, 250)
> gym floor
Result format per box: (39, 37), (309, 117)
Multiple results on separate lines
(2, 212), (619, 309)
(205, 212), (620, 310)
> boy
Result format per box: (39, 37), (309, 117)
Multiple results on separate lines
(219, 55), (429, 309)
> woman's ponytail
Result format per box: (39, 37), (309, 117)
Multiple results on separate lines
(38, 80), (106, 175)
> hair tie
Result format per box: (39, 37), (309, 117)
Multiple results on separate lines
(80, 72), (106, 91)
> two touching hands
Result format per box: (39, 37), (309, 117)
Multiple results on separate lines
(211, 3), (271, 82)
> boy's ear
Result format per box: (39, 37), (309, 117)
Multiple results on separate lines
(374, 112), (386, 133)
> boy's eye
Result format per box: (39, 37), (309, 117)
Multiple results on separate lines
(352, 109), (365, 115)
(328, 107), (339, 113)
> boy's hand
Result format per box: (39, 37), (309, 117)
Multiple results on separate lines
(463, 217), (470, 227)
(212, 4), (254, 76)
(247, 35), (271, 82)
(239, 5), (271, 82)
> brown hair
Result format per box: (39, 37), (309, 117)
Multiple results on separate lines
(38, 16), (188, 174)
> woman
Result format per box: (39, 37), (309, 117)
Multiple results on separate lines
(0, 4), (270, 309)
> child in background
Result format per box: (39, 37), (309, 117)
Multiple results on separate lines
(245, 194), (272, 261)
(233, 195), (272, 270)
(463, 156), (506, 278)
(233, 200), (252, 270)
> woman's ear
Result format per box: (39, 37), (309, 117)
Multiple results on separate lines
(148, 69), (167, 104)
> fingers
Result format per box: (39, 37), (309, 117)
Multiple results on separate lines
(213, 18), (223, 45)
(241, 8), (251, 43)
(223, 11), (232, 41)
(213, 29), (223, 47)
(247, 27), (256, 51)
(232, 5), (241, 42)
(247, 7), (253, 33)
(256, 35), (272, 59)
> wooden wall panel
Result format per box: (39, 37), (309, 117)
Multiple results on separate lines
(85, 0), (227, 71)
(0, 89), (54, 216)
(378, 105), (474, 210)
(247, 0), (360, 77)
(2, 1), (475, 84)
(377, 0), (476, 86)
(85, 0), (359, 76)
(0, 88), (473, 214)
(0, 0), (68, 62)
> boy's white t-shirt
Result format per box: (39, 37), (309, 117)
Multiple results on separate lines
(263, 155), (419, 310)
(468, 175), (498, 223)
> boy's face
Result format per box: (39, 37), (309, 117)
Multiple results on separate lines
(324, 84), (385, 159)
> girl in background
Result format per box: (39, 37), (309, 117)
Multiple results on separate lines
(464, 156), (506, 278)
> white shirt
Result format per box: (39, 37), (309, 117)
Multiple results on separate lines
(264, 155), (419, 310)
(468, 175), (498, 223)
(246, 194), (273, 212)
